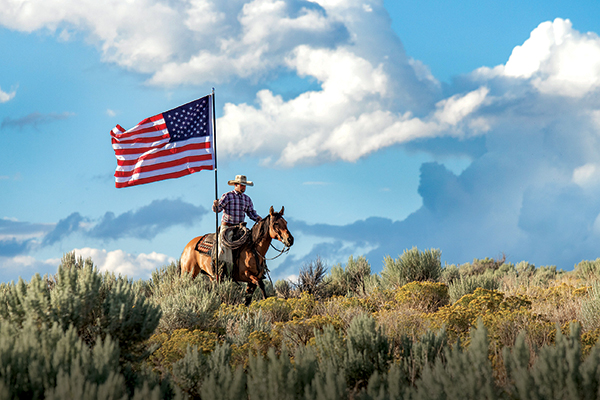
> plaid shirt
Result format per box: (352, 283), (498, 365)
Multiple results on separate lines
(213, 190), (261, 224)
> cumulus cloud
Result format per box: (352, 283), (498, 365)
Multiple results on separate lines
(477, 18), (600, 97)
(218, 85), (487, 165)
(5, 1), (600, 273)
(0, 0), (444, 165)
(0, 0), (348, 85)
(0, 248), (173, 281)
(72, 248), (175, 278)
(271, 18), (600, 271)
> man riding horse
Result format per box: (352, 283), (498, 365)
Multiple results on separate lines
(212, 174), (261, 278)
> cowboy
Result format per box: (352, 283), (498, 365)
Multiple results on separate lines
(212, 174), (262, 277)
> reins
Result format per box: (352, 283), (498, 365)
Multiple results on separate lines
(263, 242), (290, 260)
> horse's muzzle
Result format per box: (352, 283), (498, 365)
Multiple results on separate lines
(284, 235), (294, 247)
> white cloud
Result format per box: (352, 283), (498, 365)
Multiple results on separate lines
(71, 247), (175, 279)
(478, 18), (600, 97)
(219, 81), (488, 165)
(573, 163), (600, 188)
(0, 86), (16, 103)
(0, 0), (443, 165)
(433, 87), (489, 126)
(0, 255), (60, 282)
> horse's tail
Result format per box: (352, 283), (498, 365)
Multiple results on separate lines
(177, 258), (182, 276)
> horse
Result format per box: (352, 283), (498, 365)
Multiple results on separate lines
(179, 206), (294, 305)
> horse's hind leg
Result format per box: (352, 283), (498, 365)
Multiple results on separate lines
(258, 279), (268, 300)
(245, 283), (257, 306)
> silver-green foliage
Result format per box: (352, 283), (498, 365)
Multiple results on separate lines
(413, 320), (498, 400)
(172, 343), (245, 400)
(504, 323), (600, 400)
(325, 256), (373, 297)
(247, 346), (318, 400)
(0, 253), (161, 360)
(575, 258), (600, 280)
(381, 247), (442, 288)
(313, 314), (391, 392)
(274, 279), (293, 299)
(580, 284), (600, 331)
(225, 309), (272, 346)
(149, 263), (226, 333)
(0, 319), (168, 400)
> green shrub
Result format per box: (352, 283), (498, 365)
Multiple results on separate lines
(458, 255), (507, 277)
(395, 281), (449, 312)
(0, 320), (169, 399)
(575, 258), (600, 280)
(580, 283), (600, 331)
(171, 343), (244, 399)
(344, 314), (392, 390)
(503, 323), (600, 400)
(274, 279), (293, 299)
(250, 296), (293, 323)
(381, 247), (442, 289)
(413, 321), (498, 399)
(324, 256), (372, 297)
(440, 264), (460, 284)
(154, 282), (220, 334)
(198, 344), (246, 400)
(448, 274), (500, 304)
(225, 309), (271, 346)
(247, 346), (318, 400)
(0, 253), (161, 362)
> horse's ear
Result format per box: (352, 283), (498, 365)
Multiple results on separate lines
(279, 206), (284, 215)
(269, 206), (274, 215)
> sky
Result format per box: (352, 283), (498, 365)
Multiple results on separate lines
(2, 0), (600, 283)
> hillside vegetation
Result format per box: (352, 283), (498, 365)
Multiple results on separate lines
(2, 248), (600, 399)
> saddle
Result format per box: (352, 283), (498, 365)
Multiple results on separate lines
(193, 226), (253, 279)
(194, 233), (216, 256)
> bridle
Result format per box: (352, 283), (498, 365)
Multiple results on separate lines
(253, 214), (292, 261)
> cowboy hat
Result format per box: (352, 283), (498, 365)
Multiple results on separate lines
(228, 175), (254, 186)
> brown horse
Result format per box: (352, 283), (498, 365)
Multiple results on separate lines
(179, 206), (294, 305)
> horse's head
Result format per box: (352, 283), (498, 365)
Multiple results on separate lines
(267, 206), (294, 247)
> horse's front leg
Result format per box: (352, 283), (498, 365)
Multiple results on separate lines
(245, 283), (257, 306)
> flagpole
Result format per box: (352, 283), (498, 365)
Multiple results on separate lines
(212, 88), (219, 275)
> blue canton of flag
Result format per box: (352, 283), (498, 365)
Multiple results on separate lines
(165, 97), (211, 143)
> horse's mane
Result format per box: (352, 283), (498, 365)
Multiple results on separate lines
(251, 214), (270, 244)
(251, 212), (284, 243)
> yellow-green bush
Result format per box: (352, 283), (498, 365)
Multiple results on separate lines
(148, 328), (219, 374)
(249, 296), (294, 322)
(394, 281), (449, 312)
(287, 292), (318, 319)
(428, 288), (539, 343)
(272, 314), (344, 351)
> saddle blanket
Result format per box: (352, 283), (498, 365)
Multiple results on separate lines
(195, 234), (216, 256)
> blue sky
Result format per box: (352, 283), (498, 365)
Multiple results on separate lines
(2, 0), (600, 283)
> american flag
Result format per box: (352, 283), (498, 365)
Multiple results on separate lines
(111, 95), (214, 188)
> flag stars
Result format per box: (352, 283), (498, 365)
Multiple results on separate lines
(165, 97), (211, 143)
